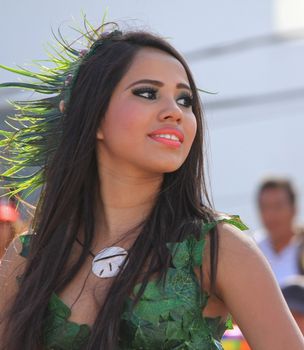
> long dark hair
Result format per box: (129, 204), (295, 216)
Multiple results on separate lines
(1, 29), (218, 350)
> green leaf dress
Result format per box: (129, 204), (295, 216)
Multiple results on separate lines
(18, 215), (248, 349)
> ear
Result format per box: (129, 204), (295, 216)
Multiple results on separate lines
(96, 123), (104, 140)
(59, 100), (65, 113)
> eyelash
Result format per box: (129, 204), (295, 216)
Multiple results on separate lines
(131, 87), (193, 108)
(132, 87), (157, 100)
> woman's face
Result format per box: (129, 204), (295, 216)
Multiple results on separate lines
(96, 47), (197, 176)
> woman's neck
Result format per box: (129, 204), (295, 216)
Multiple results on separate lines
(94, 164), (163, 244)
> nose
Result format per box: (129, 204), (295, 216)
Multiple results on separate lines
(158, 99), (183, 123)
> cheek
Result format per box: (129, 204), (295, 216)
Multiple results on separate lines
(191, 118), (198, 140)
(100, 101), (149, 150)
(108, 101), (146, 133)
(185, 114), (197, 147)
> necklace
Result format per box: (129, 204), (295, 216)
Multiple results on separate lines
(76, 238), (128, 278)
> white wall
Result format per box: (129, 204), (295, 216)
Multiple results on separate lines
(1, 0), (303, 230)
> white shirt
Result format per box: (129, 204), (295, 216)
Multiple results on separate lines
(258, 235), (299, 286)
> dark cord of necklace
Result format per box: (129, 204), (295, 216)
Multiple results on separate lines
(75, 237), (95, 258)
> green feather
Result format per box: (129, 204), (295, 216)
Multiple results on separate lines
(0, 16), (110, 198)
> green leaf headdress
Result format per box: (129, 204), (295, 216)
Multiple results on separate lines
(0, 17), (121, 201)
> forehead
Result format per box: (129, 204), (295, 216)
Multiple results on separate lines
(121, 47), (190, 86)
(260, 187), (291, 203)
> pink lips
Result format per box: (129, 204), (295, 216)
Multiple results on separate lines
(148, 128), (184, 148)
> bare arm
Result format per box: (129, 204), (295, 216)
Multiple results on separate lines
(0, 237), (26, 334)
(215, 223), (304, 350)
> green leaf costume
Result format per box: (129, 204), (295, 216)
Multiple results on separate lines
(19, 216), (248, 349)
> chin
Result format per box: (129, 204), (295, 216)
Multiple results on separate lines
(134, 155), (187, 175)
(151, 162), (184, 174)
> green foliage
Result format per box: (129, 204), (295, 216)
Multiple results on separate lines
(17, 216), (248, 349)
(119, 216), (248, 349)
(44, 293), (91, 350)
(0, 17), (110, 199)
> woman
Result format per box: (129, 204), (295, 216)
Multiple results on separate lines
(0, 22), (303, 350)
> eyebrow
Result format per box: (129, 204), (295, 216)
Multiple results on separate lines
(126, 79), (191, 91)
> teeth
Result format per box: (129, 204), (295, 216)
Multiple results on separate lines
(154, 134), (180, 141)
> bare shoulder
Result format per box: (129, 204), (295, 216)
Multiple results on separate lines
(214, 221), (273, 294)
(217, 221), (261, 264)
(0, 235), (28, 315)
(0, 233), (26, 271)
(211, 222), (304, 349)
(202, 220), (259, 288)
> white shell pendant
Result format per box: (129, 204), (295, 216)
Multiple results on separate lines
(92, 246), (128, 278)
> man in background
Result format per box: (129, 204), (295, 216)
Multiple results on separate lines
(256, 177), (304, 286)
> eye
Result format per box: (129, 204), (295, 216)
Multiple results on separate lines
(132, 87), (157, 100)
(177, 94), (193, 108)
